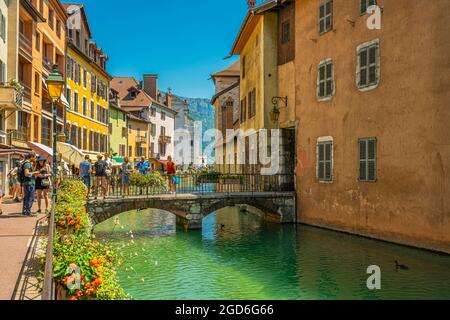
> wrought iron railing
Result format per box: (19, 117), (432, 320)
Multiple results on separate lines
(12, 126), (28, 141)
(41, 199), (56, 300)
(87, 173), (295, 199)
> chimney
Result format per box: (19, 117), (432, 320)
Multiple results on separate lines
(248, 0), (256, 9)
(165, 89), (172, 109)
(143, 74), (158, 100)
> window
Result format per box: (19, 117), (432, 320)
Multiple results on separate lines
(56, 20), (61, 38)
(128, 146), (132, 157)
(248, 89), (256, 118)
(35, 31), (40, 51)
(83, 128), (87, 150)
(150, 107), (156, 117)
(0, 11), (5, 42)
(281, 20), (291, 43)
(130, 90), (137, 98)
(359, 138), (377, 182)
(360, 0), (377, 15)
(317, 139), (333, 181)
(83, 69), (87, 88)
(89, 101), (94, 118)
(161, 112), (165, 121)
(240, 97), (247, 122)
(74, 92), (79, 112)
(48, 10), (54, 29)
(242, 56), (246, 79)
(317, 59), (334, 99)
(357, 40), (380, 89)
(96, 105), (100, 122)
(34, 73), (40, 95)
(82, 97), (87, 116)
(160, 126), (166, 136)
(151, 123), (156, 136)
(319, 0), (333, 34)
(0, 60), (4, 83)
(66, 88), (71, 107)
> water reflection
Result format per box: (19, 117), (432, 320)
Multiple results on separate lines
(94, 207), (450, 300)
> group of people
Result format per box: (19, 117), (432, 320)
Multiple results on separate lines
(79, 154), (177, 199)
(3, 152), (53, 216)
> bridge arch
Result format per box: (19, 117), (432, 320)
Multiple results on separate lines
(86, 192), (296, 230)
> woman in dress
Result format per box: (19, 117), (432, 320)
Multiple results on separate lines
(35, 156), (51, 214)
(121, 157), (132, 196)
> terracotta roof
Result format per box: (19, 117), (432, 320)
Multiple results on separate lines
(126, 113), (151, 124)
(111, 77), (153, 107)
(211, 60), (240, 78)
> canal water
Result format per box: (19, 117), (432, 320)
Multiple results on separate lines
(94, 208), (450, 300)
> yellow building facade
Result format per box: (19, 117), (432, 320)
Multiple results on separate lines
(126, 114), (149, 162)
(63, 4), (110, 157)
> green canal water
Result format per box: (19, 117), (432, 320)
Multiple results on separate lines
(94, 208), (450, 300)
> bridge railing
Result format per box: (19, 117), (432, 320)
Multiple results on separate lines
(87, 173), (295, 199)
(41, 198), (56, 300)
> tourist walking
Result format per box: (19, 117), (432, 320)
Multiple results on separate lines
(166, 156), (177, 193)
(93, 155), (108, 199)
(20, 153), (38, 216)
(121, 157), (132, 196)
(80, 155), (93, 196)
(35, 156), (51, 214)
(104, 153), (112, 195)
(7, 161), (22, 202)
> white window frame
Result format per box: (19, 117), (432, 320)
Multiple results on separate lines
(317, 58), (335, 101)
(316, 136), (334, 183)
(356, 39), (380, 92)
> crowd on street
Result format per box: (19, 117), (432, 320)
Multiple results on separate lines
(0, 151), (177, 216)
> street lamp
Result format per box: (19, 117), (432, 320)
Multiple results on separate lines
(270, 96), (287, 123)
(46, 64), (64, 199)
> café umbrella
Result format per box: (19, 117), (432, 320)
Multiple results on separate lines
(56, 142), (85, 168)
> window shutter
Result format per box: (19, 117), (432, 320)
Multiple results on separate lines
(318, 143), (324, 180)
(367, 139), (376, 181)
(359, 139), (367, 180)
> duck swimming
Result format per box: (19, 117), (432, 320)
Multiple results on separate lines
(395, 260), (409, 270)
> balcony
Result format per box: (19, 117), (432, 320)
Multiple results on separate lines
(19, 33), (33, 62)
(20, 82), (31, 104)
(12, 126), (28, 142)
(159, 135), (172, 144)
(42, 100), (64, 119)
(136, 135), (147, 144)
(42, 56), (53, 74)
(0, 85), (23, 110)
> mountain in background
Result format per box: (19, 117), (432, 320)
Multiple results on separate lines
(172, 95), (215, 161)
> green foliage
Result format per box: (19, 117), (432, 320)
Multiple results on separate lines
(52, 179), (129, 300)
(129, 171), (169, 191)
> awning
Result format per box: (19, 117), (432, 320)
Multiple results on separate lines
(28, 142), (53, 162)
(0, 145), (32, 156)
(57, 142), (85, 168)
(42, 77), (70, 108)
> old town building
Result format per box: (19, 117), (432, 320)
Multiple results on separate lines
(211, 60), (240, 173)
(294, 0), (450, 253)
(63, 3), (111, 158)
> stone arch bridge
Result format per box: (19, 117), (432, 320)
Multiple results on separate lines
(86, 192), (296, 230)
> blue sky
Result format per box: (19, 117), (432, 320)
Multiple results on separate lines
(62, 0), (248, 99)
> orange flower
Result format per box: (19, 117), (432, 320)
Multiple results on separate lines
(59, 220), (66, 226)
(70, 296), (78, 300)
(76, 290), (83, 297)
(76, 225), (81, 230)
(69, 220), (76, 225)
(93, 277), (103, 287)
(98, 257), (104, 264)
(90, 258), (98, 266)
(84, 282), (91, 289)
(67, 216), (73, 221)
(97, 266), (103, 273)
(75, 215), (81, 222)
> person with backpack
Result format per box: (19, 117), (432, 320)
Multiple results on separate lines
(79, 155), (93, 196)
(20, 153), (39, 216)
(93, 154), (108, 200)
(35, 156), (51, 214)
